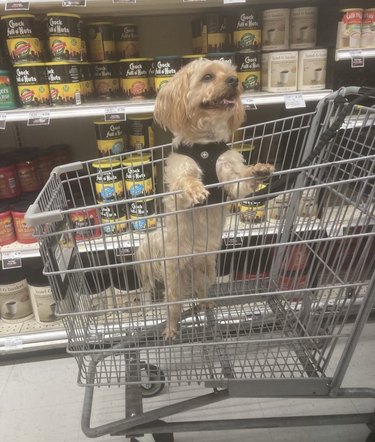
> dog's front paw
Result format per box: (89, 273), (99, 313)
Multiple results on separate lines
(184, 179), (209, 206)
(199, 300), (217, 310)
(163, 325), (178, 340)
(249, 163), (275, 180)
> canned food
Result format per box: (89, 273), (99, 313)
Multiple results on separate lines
(93, 61), (119, 100)
(290, 7), (318, 49)
(11, 196), (37, 244)
(46, 62), (81, 105)
(206, 14), (230, 53)
(36, 148), (55, 184)
(14, 63), (51, 108)
(261, 51), (298, 92)
(232, 10), (262, 51)
(336, 8), (363, 49)
(80, 22), (88, 61)
(1, 14), (43, 65)
(148, 59), (156, 98)
(191, 19), (204, 54)
(123, 155), (154, 198)
(87, 22), (115, 62)
(297, 49), (327, 91)
(69, 196), (100, 241)
(99, 204), (127, 235)
(239, 184), (267, 223)
(0, 203), (16, 246)
(0, 160), (21, 199)
(206, 52), (235, 65)
(129, 198), (156, 231)
(15, 152), (42, 193)
(94, 121), (125, 157)
(120, 58), (150, 99)
(47, 13), (81, 61)
(154, 56), (181, 93)
(0, 69), (17, 110)
(127, 114), (154, 151)
(114, 23), (139, 59)
(262, 8), (290, 51)
(182, 54), (205, 66)
(79, 62), (94, 102)
(235, 51), (261, 91)
(93, 160), (124, 203)
(361, 9), (375, 48)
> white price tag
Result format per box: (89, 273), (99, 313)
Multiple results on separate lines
(223, 0), (246, 3)
(27, 111), (50, 126)
(113, 0), (136, 3)
(0, 113), (6, 130)
(243, 97), (257, 110)
(183, 0), (206, 2)
(5, 0), (30, 10)
(62, 0), (87, 6)
(284, 94), (306, 109)
(3, 337), (23, 352)
(2, 252), (22, 269)
(104, 107), (126, 121)
(351, 51), (364, 68)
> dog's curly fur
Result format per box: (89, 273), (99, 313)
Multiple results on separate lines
(136, 59), (274, 339)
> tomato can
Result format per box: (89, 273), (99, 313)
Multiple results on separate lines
(120, 58), (150, 99)
(114, 23), (139, 59)
(47, 13), (81, 62)
(87, 22), (116, 62)
(93, 61), (119, 100)
(0, 203), (16, 246)
(14, 63), (51, 108)
(46, 61), (81, 105)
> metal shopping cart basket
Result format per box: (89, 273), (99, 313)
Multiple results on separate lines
(26, 86), (375, 440)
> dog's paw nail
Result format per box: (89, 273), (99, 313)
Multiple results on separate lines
(163, 327), (177, 340)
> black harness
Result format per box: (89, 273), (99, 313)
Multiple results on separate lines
(175, 142), (230, 205)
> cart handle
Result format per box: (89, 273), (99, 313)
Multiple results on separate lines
(25, 203), (64, 227)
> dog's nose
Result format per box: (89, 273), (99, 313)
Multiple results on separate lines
(226, 76), (239, 86)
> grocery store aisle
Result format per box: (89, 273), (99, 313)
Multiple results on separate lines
(0, 320), (374, 442)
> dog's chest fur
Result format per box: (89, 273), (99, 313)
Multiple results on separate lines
(175, 142), (229, 204)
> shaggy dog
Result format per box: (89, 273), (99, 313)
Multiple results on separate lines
(136, 58), (274, 339)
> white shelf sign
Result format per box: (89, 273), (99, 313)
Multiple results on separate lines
(27, 111), (50, 126)
(351, 51), (365, 68)
(5, 0), (30, 11)
(223, 0), (246, 4)
(105, 107), (126, 121)
(62, 0), (87, 6)
(284, 94), (306, 110)
(113, 0), (136, 3)
(0, 113), (6, 130)
(243, 98), (257, 110)
(2, 252), (22, 270)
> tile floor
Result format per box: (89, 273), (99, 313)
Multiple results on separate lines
(0, 320), (374, 442)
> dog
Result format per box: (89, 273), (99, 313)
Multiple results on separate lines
(136, 58), (274, 339)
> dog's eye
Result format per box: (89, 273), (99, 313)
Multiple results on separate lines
(202, 73), (214, 82)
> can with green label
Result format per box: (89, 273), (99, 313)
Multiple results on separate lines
(235, 51), (261, 91)
(0, 70), (17, 110)
(154, 56), (181, 94)
(47, 13), (81, 62)
(45, 61), (81, 106)
(232, 10), (262, 51)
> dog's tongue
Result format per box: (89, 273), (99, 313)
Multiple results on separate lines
(222, 98), (236, 105)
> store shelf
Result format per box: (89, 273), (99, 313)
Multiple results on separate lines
(0, 0), (321, 17)
(2, 90), (332, 124)
(335, 48), (375, 62)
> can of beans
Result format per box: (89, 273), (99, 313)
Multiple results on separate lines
(129, 198), (156, 231)
(93, 160), (124, 203)
(11, 196), (37, 244)
(206, 52), (236, 65)
(154, 56), (181, 93)
(123, 155), (154, 198)
(232, 10), (262, 51)
(87, 22), (115, 62)
(94, 121), (125, 157)
(79, 62), (94, 102)
(15, 151), (42, 193)
(361, 9), (375, 48)
(1, 14), (43, 65)
(46, 61), (81, 106)
(290, 7), (318, 49)
(114, 23), (139, 59)
(235, 51), (261, 91)
(0, 203), (16, 246)
(0, 160), (21, 199)
(119, 58), (150, 99)
(99, 204), (127, 235)
(126, 114), (154, 151)
(93, 61), (119, 100)
(14, 63), (51, 108)
(47, 13), (81, 62)
(206, 14), (230, 53)
(336, 9), (363, 49)
(0, 69), (17, 110)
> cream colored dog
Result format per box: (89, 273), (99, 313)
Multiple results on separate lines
(136, 58), (273, 339)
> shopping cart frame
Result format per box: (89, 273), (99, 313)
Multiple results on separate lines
(26, 87), (375, 440)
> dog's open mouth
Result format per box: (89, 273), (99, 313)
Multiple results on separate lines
(201, 95), (238, 109)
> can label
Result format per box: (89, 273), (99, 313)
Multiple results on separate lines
(87, 23), (115, 61)
(120, 60), (149, 99)
(16, 160), (41, 192)
(129, 199), (156, 230)
(15, 65), (51, 107)
(336, 9), (363, 49)
(0, 75), (16, 110)
(236, 52), (261, 91)
(233, 11), (261, 50)
(94, 122), (125, 156)
(69, 206), (100, 240)
(127, 117), (154, 150)
(154, 58), (180, 93)
(0, 165), (21, 199)
(0, 279), (33, 323)
(80, 79), (95, 102)
(361, 9), (375, 48)
(115, 24), (139, 58)
(48, 15), (81, 61)
(99, 204), (127, 234)
(28, 284), (57, 323)
(124, 159), (153, 197)
(262, 8), (290, 51)
(290, 7), (317, 49)
(93, 62), (119, 100)
(95, 170), (124, 203)
(297, 49), (327, 91)
(12, 211), (36, 243)
(0, 210), (16, 246)
(47, 63), (81, 105)
(239, 184), (266, 223)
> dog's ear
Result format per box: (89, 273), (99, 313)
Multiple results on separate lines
(153, 61), (196, 135)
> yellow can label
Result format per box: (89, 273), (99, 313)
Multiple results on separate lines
(124, 160), (153, 198)
(49, 82), (81, 105)
(94, 78), (119, 99)
(102, 215), (127, 234)
(17, 84), (50, 107)
(49, 36), (81, 61)
(207, 32), (227, 52)
(154, 76), (172, 93)
(233, 30), (261, 50)
(120, 77), (149, 99)
(116, 40), (139, 58)
(237, 71), (261, 91)
(96, 138), (124, 157)
(7, 38), (43, 64)
(129, 199), (156, 230)
(80, 80), (94, 100)
(89, 38), (115, 62)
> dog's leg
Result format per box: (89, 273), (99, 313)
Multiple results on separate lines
(192, 255), (217, 310)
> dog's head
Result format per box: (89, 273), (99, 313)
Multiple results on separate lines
(154, 58), (245, 145)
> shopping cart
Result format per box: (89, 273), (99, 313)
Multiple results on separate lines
(26, 86), (375, 441)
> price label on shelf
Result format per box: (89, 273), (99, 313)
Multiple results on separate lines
(27, 111), (50, 126)
(350, 51), (364, 68)
(284, 94), (306, 110)
(104, 107), (126, 121)
(2, 252), (22, 270)
(0, 113), (6, 130)
(5, 0), (30, 11)
(3, 337), (23, 352)
(183, 0), (206, 3)
(243, 97), (257, 111)
(223, 0), (246, 4)
(62, 0), (87, 6)
(113, 0), (136, 3)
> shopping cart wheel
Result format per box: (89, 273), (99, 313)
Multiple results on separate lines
(140, 364), (165, 398)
